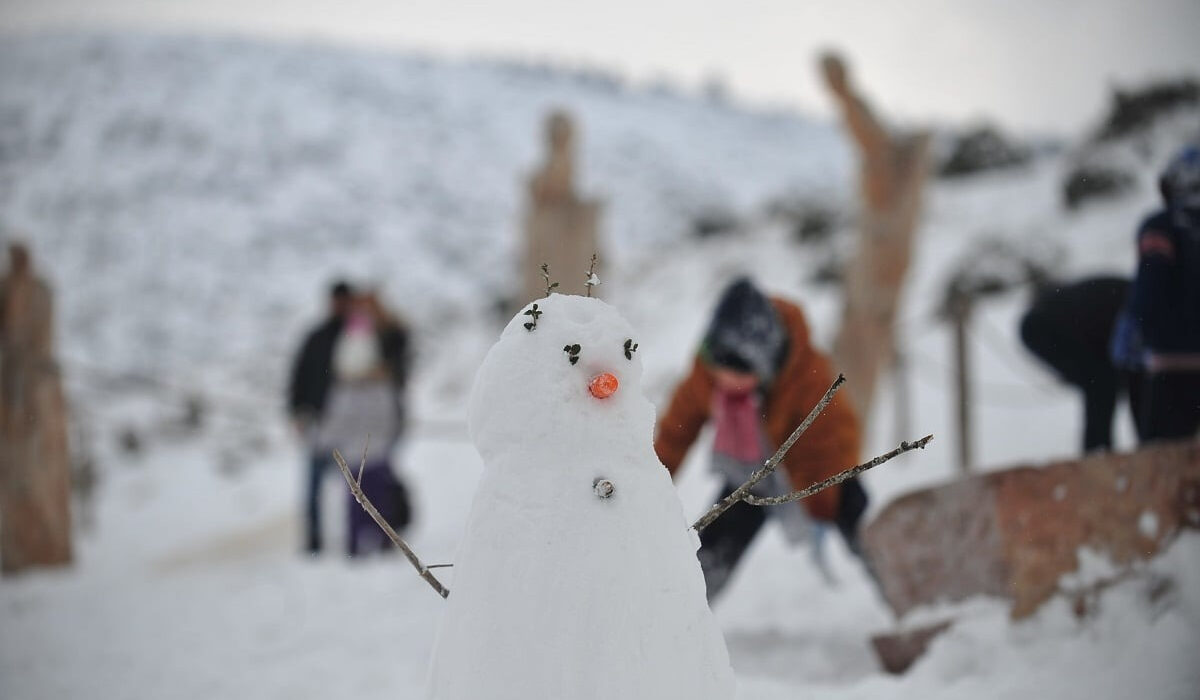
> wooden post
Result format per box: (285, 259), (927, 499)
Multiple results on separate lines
(892, 343), (912, 447)
(948, 292), (973, 474)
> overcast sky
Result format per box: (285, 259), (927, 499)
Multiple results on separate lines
(2, 0), (1198, 134)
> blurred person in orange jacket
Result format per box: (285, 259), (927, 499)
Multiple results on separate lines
(655, 278), (865, 599)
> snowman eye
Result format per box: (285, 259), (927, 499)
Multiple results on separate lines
(623, 338), (639, 360)
(563, 344), (581, 365)
(522, 303), (542, 331)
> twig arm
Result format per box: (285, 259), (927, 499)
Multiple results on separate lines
(333, 449), (450, 599)
(743, 435), (933, 507)
(691, 374), (845, 533)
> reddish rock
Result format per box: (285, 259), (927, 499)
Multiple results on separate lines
(863, 441), (1200, 619)
(870, 621), (953, 674)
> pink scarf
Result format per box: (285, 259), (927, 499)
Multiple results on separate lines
(712, 389), (763, 463)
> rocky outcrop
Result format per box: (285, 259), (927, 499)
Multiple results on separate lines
(864, 441), (1200, 620)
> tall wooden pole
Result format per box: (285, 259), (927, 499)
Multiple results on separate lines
(948, 292), (973, 474)
(892, 343), (912, 446)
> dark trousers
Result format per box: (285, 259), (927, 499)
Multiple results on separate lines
(1140, 371), (1200, 442)
(1019, 277), (1132, 452)
(305, 451), (331, 553)
(697, 477), (869, 600)
(1021, 315), (1124, 451)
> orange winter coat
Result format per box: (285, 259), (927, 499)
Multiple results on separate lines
(654, 298), (860, 522)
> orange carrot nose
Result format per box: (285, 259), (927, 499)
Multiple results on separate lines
(589, 372), (619, 399)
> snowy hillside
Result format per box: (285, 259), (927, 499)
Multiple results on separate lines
(1, 31), (1198, 700)
(0, 32), (849, 412)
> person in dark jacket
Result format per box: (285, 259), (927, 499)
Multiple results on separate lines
(1124, 145), (1200, 441)
(655, 278), (864, 599)
(318, 290), (413, 556)
(288, 280), (354, 553)
(1019, 276), (1142, 452)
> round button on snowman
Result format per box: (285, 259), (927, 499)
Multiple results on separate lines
(427, 293), (736, 699)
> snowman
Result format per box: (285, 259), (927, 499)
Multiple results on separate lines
(427, 293), (736, 699)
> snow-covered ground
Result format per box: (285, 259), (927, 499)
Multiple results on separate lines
(1, 32), (1198, 699)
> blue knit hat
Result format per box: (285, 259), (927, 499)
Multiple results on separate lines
(1161, 144), (1200, 227)
(701, 277), (787, 382)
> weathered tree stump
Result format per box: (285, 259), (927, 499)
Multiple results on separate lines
(821, 52), (932, 423)
(0, 243), (73, 575)
(520, 110), (603, 306)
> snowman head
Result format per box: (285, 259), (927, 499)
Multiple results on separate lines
(468, 294), (655, 466)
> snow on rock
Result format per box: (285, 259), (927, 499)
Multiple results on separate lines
(428, 294), (735, 700)
(1139, 510), (1160, 540)
(1060, 547), (1121, 590)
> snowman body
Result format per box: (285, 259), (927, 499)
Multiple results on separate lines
(427, 294), (735, 700)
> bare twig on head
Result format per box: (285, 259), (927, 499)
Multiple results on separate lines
(333, 448), (450, 599)
(541, 263), (559, 296)
(585, 253), (599, 297)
